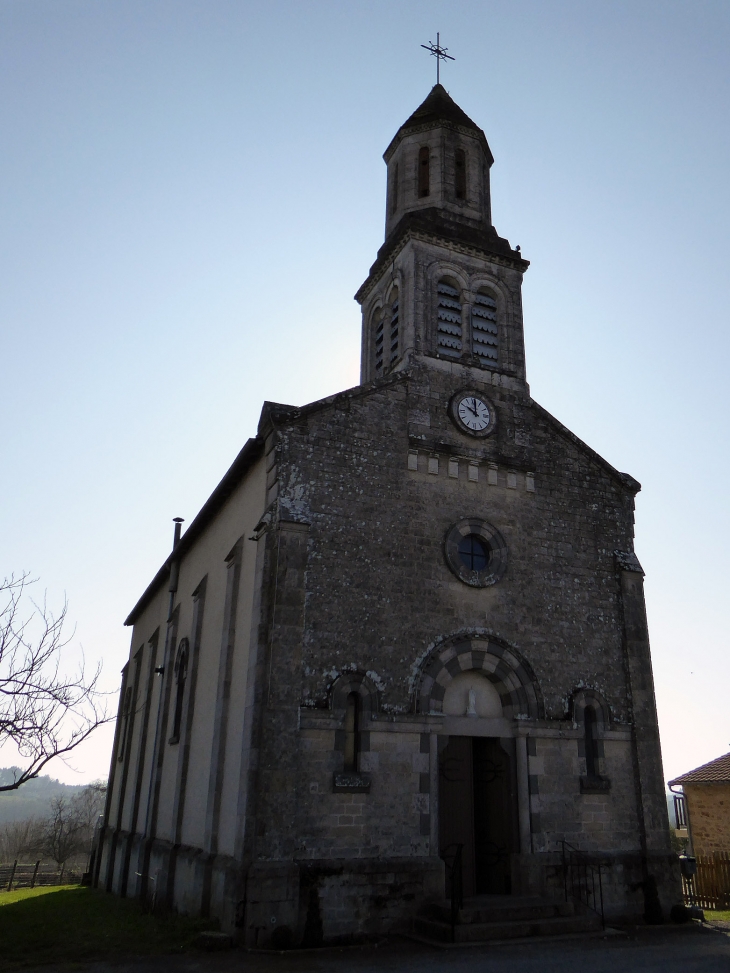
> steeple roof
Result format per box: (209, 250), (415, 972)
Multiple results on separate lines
(403, 84), (483, 134)
(384, 85), (492, 163)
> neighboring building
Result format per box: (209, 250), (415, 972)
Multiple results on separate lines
(97, 84), (680, 942)
(670, 753), (730, 856)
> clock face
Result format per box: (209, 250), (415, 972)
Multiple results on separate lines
(457, 395), (491, 432)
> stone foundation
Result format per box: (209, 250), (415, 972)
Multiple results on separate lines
(514, 851), (682, 923)
(244, 857), (444, 947)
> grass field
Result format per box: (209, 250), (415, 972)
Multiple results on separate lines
(707, 910), (730, 922)
(0, 885), (216, 969)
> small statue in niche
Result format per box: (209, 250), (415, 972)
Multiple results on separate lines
(466, 687), (478, 717)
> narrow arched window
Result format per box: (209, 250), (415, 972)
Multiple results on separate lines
(418, 146), (430, 197)
(455, 148), (466, 200)
(390, 163), (399, 214)
(471, 289), (499, 366)
(343, 692), (360, 772)
(437, 279), (462, 357)
(117, 686), (133, 762)
(388, 287), (399, 366)
(170, 638), (189, 745)
(373, 308), (385, 374)
(584, 705), (598, 778)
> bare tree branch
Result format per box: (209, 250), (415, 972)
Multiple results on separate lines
(41, 796), (85, 866)
(0, 574), (112, 792)
(0, 817), (44, 861)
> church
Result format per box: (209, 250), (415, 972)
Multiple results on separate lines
(96, 83), (680, 944)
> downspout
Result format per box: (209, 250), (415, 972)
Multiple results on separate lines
(669, 783), (692, 856)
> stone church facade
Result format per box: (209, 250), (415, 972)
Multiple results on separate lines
(97, 85), (680, 942)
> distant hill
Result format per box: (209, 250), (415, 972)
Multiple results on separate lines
(0, 768), (97, 824)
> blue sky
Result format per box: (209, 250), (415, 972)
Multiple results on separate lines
(1, 0), (728, 784)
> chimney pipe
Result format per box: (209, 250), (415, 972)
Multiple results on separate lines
(168, 517), (185, 609)
(173, 517), (184, 550)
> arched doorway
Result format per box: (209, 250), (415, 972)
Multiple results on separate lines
(438, 672), (517, 895)
(415, 635), (543, 898)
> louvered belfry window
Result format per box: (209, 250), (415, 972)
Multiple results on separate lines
(374, 308), (385, 374)
(374, 289), (400, 375)
(471, 290), (499, 366)
(437, 280), (462, 357)
(389, 290), (399, 366)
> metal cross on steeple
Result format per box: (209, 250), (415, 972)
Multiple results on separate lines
(421, 33), (455, 85)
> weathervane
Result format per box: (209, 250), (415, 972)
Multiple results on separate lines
(421, 33), (455, 85)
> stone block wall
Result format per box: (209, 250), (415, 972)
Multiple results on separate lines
(243, 857), (443, 948)
(686, 784), (730, 855)
(273, 362), (638, 725)
(527, 729), (641, 854)
(520, 850), (680, 922)
(241, 357), (678, 928)
(306, 857), (443, 943)
(294, 723), (431, 860)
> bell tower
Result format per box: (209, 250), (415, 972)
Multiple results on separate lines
(383, 83), (494, 239)
(355, 85), (530, 390)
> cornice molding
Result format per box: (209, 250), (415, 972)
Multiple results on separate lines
(355, 226), (529, 304)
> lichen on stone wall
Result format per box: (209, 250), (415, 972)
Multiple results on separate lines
(365, 669), (386, 693)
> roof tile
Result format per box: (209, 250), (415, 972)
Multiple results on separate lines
(669, 752), (730, 785)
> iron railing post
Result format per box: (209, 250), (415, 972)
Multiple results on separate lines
(440, 843), (464, 944)
(598, 864), (605, 929)
(561, 840), (605, 926)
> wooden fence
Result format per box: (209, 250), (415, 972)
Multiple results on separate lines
(0, 861), (83, 891)
(682, 852), (730, 910)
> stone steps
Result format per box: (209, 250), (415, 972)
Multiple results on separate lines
(428, 894), (577, 925)
(414, 895), (601, 945)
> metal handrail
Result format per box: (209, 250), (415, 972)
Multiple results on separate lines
(561, 840), (605, 928)
(440, 843), (464, 942)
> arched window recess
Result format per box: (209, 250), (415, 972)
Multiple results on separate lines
(343, 692), (360, 773)
(418, 146), (430, 197)
(169, 637), (189, 745)
(388, 287), (399, 367)
(436, 279), (462, 358)
(390, 163), (399, 214)
(571, 689), (611, 794)
(117, 685), (133, 762)
(455, 148), (466, 200)
(373, 288), (400, 376)
(471, 289), (499, 367)
(373, 307), (385, 375)
(330, 671), (377, 793)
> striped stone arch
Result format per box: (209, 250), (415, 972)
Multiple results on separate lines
(570, 688), (611, 728)
(329, 671), (379, 718)
(415, 634), (543, 719)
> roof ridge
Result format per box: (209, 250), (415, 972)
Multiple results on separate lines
(669, 751), (730, 785)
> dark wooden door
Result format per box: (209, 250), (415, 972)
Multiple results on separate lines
(439, 737), (514, 898)
(472, 738), (513, 894)
(438, 736), (476, 897)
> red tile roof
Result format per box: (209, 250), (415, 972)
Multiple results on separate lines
(669, 752), (730, 785)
